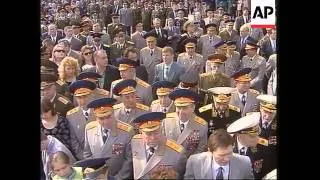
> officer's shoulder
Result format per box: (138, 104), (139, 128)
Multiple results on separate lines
(200, 72), (211, 78)
(195, 53), (203, 58)
(228, 104), (240, 112)
(113, 103), (124, 110)
(248, 89), (260, 96)
(67, 107), (80, 116)
(200, 34), (207, 38)
(136, 103), (150, 111)
(166, 112), (176, 118)
(112, 79), (123, 85)
(117, 121), (134, 133)
(136, 78), (150, 88)
(56, 79), (65, 86)
(57, 95), (71, 105)
(141, 47), (149, 51)
(96, 88), (109, 96)
(194, 116), (207, 126)
(133, 134), (143, 139)
(126, 41), (135, 45)
(151, 99), (160, 105)
(178, 53), (185, 57)
(103, 44), (110, 48)
(199, 104), (212, 113)
(85, 121), (98, 130)
(166, 139), (184, 153)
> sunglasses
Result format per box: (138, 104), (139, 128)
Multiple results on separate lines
(54, 49), (65, 53)
(84, 52), (93, 55)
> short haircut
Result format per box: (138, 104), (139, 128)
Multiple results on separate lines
(93, 49), (107, 59)
(162, 46), (174, 55)
(58, 39), (71, 47)
(64, 26), (72, 31)
(50, 151), (70, 167)
(123, 47), (138, 58)
(41, 98), (56, 115)
(208, 129), (234, 151)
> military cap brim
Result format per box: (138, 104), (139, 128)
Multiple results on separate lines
(230, 67), (252, 79)
(213, 40), (226, 49)
(69, 80), (96, 96)
(78, 72), (102, 81)
(41, 60), (58, 73)
(41, 73), (58, 89)
(152, 81), (177, 95)
(226, 41), (236, 46)
(169, 89), (200, 106)
(179, 72), (199, 87)
(92, 32), (103, 38)
(205, 23), (217, 29)
(132, 112), (166, 132)
(182, 38), (197, 47)
(112, 79), (137, 96)
(207, 53), (227, 63)
(118, 58), (138, 71)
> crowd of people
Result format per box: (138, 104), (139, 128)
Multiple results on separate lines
(40, 0), (277, 179)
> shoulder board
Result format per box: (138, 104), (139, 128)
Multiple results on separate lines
(249, 89), (260, 95)
(113, 103), (124, 110)
(56, 80), (64, 86)
(85, 121), (98, 130)
(136, 78), (150, 88)
(112, 79), (123, 85)
(258, 137), (269, 146)
(228, 104), (240, 112)
(178, 53), (185, 57)
(67, 107), (80, 116)
(127, 41), (134, 44)
(174, 17), (180, 19)
(200, 35), (206, 38)
(96, 88), (109, 96)
(133, 134), (142, 139)
(111, 42), (117, 46)
(166, 139), (183, 153)
(136, 103), (149, 111)
(166, 112), (176, 118)
(151, 99), (160, 105)
(183, 17), (188, 20)
(200, 72), (210, 77)
(141, 47), (149, 51)
(103, 44), (110, 48)
(58, 96), (69, 105)
(194, 116), (207, 126)
(199, 104), (212, 113)
(117, 121), (134, 133)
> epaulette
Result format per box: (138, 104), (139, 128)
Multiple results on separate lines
(112, 79), (123, 85)
(178, 53), (185, 57)
(56, 80), (64, 86)
(199, 104), (212, 113)
(194, 116), (207, 126)
(151, 99), (160, 105)
(246, 112), (258, 116)
(58, 96), (69, 105)
(136, 103), (149, 111)
(228, 104), (240, 112)
(133, 134), (142, 139)
(183, 17), (189, 20)
(200, 34), (207, 38)
(258, 137), (268, 146)
(200, 72), (211, 78)
(166, 139), (183, 153)
(96, 88), (109, 96)
(117, 121), (134, 133)
(141, 47), (149, 51)
(111, 42), (118, 46)
(136, 78), (150, 88)
(127, 41), (135, 45)
(103, 44), (110, 48)
(113, 103), (124, 110)
(67, 107), (79, 116)
(249, 89), (260, 95)
(166, 112), (176, 118)
(85, 121), (98, 130)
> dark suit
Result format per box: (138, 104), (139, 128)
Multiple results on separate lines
(154, 62), (186, 85)
(41, 30), (65, 45)
(260, 38), (276, 60)
(111, 5), (122, 15)
(149, 29), (169, 48)
(234, 16), (250, 33)
(69, 37), (83, 51)
(219, 29), (240, 42)
(85, 65), (121, 91)
(136, 65), (149, 83)
(132, 8), (142, 31)
(52, 94), (75, 117)
(74, 33), (87, 47)
(141, 8), (152, 31)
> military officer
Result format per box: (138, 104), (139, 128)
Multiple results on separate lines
(174, 9), (188, 34)
(83, 98), (134, 179)
(110, 58), (153, 106)
(73, 157), (114, 179)
(162, 89), (208, 158)
(112, 79), (150, 127)
(91, 32), (111, 58)
(151, 81), (176, 113)
(227, 112), (265, 179)
(177, 38), (205, 75)
(256, 95), (277, 178)
(107, 14), (125, 42)
(198, 87), (241, 137)
(66, 80), (97, 159)
(225, 40), (242, 78)
(41, 73), (74, 117)
(131, 112), (187, 179)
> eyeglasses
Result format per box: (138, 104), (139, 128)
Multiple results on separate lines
(84, 52), (93, 55)
(54, 49), (65, 53)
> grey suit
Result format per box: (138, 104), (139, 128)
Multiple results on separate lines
(184, 152), (254, 179)
(131, 31), (147, 50)
(119, 8), (133, 27)
(241, 55), (266, 91)
(83, 120), (134, 179)
(64, 37), (83, 51)
(140, 47), (163, 84)
(219, 29), (240, 42)
(113, 103), (150, 124)
(229, 91), (259, 117)
(87, 33), (112, 46)
(250, 28), (265, 42)
(162, 113), (208, 157)
(197, 35), (222, 62)
(265, 54), (277, 79)
(150, 100), (176, 114)
(260, 38), (276, 60)
(225, 51), (241, 77)
(153, 62), (186, 85)
(177, 53), (204, 74)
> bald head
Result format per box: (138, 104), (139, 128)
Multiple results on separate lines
(94, 50), (109, 67)
(240, 24), (250, 37)
(48, 24), (57, 36)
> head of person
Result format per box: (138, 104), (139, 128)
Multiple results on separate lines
(135, 22), (143, 32)
(265, 28), (273, 36)
(91, 12), (98, 19)
(114, 0), (119, 5)
(92, 23), (101, 33)
(193, 12), (201, 21)
(169, 89), (199, 122)
(93, 50), (109, 67)
(226, 41), (236, 54)
(41, 73), (58, 99)
(41, 59), (59, 75)
(206, 54), (226, 73)
(245, 42), (259, 57)
(58, 39), (71, 53)
(71, 22), (82, 35)
(144, 32), (157, 49)
(183, 20), (195, 33)
(50, 151), (73, 178)
(64, 26), (73, 38)
(162, 46), (174, 65)
(178, 72), (199, 92)
(152, 81), (176, 107)
(41, 97), (57, 121)
(227, 112), (261, 147)
(225, 20), (234, 31)
(133, 112), (166, 147)
(214, 41), (227, 55)
(81, 45), (95, 65)
(115, 28), (126, 44)
(239, 24), (250, 38)
(209, 87), (235, 113)
(206, 9), (214, 18)
(166, 18), (174, 27)
(217, 6), (224, 13)
(270, 29), (277, 40)
(113, 79), (137, 109)
(123, 47), (139, 63)
(118, 58), (137, 80)
(77, 71), (102, 87)
(153, 18), (161, 29)
(177, 9), (185, 18)
(231, 68), (252, 94)
(58, 57), (80, 81)
(91, 32), (103, 46)
(205, 23), (218, 36)
(154, 2), (160, 10)
(42, 38), (55, 59)
(70, 80), (96, 108)
(87, 98), (117, 129)
(81, 20), (92, 31)
(243, 7), (249, 16)
(222, 13), (230, 21)
(183, 38), (197, 55)
(111, 14), (120, 24)
(257, 95), (277, 123)
(59, 8), (67, 17)
(63, 3), (72, 12)
(48, 24), (57, 36)
(73, 7), (81, 15)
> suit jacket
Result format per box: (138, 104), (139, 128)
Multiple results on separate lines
(162, 113), (208, 157)
(177, 53), (204, 74)
(267, 68), (277, 96)
(219, 29), (240, 42)
(63, 36), (82, 51)
(199, 72), (231, 90)
(131, 31), (147, 50)
(140, 47), (163, 84)
(141, 8), (153, 31)
(203, 17), (219, 26)
(184, 152), (254, 179)
(236, 36), (250, 58)
(260, 38), (276, 60)
(250, 28), (265, 42)
(197, 35), (222, 61)
(131, 136), (187, 179)
(229, 90), (260, 117)
(225, 51), (241, 77)
(234, 16), (250, 32)
(74, 33), (87, 47)
(85, 65), (121, 91)
(136, 65), (149, 83)
(154, 62), (186, 85)
(241, 55), (266, 91)
(150, 100), (176, 113)
(164, 26), (181, 36)
(150, 29), (169, 48)
(41, 30), (65, 45)
(83, 120), (134, 179)
(67, 50), (82, 67)
(119, 8), (133, 27)
(113, 103), (150, 126)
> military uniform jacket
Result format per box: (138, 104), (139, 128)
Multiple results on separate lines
(177, 53), (204, 75)
(53, 94), (75, 117)
(150, 100), (176, 114)
(225, 51), (241, 77)
(199, 72), (231, 90)
(109, 41), (135, 63)
(91, 88), (109, 100)
(107, 23), (126, 42)
(83, 120), (134, 179)
(131, 136), (187, 179)
(55, 80), (72, 100)
(229, 90), (260, 117)
(113, 103), (150, 125)
(241, 55), (266, 91)
(198, 104), (241, 137)
(162, 113), (208, 157)
(197, 35), (222, 61)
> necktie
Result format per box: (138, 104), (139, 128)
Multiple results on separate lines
(157, 29), (162, 37)
(102, 129), (108, 143)
(241, 95), (246, 106)
(209, 37), (212, 43)
(140, 32), (143, 36)
(180, 123), (185, 132)
(84, 111), (89, 121)
(240, 147), (246, 155)
(163, 108), (167, 113)
(150, 50), (153, 56)
(52, 36), (56, 43)
(264, 122), (269, 129)
(241, 38), (245, 48)
(126, 110), (130, 116)
(216, 167), (224, 180)
(147, 147), (155, 161)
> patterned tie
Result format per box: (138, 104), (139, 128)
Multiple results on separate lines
(216, 167), (224, 180)
(240, 147), (246, 155)
(180, 123), (185, 132)
(147, 147), (155, 161)
(84, 111), (89, 121)
(264, 122), (269, 129)
(102, 129), (108, 143)
(163, 108), (167, 113)
(126, 110), (130, 116)
(241, 95), (246, 106)
(150, 50), (153, 56)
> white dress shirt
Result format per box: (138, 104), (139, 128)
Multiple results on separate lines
(270, 37), (276, 51)
(82, 108), (90, 118)
(212, 156), (230, 179)
(179, 120), (189, 129)
(145, 144), (158, 157)
(237, 137), (248, 155)
(160, 101), (173, 113)
(262, 119), (272, 128)
(164, 61), (173, 79)
(238, 92), (248, 102)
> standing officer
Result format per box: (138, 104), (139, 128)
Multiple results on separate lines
(131, 112), (187, 179)
(107, 14), (125, 42)
(151, 81), (176, 114)
(83, 98), (134, 179)
(162, 89), (208, 158)
(198, 87), (241, 137)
